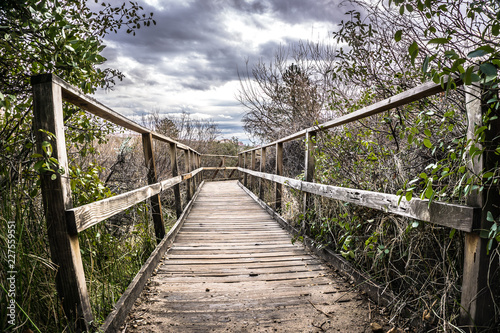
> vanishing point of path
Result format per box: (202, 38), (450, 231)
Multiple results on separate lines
(124, 181), (381, 332)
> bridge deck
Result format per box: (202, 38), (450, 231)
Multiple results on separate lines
(125, 181), (376, 332)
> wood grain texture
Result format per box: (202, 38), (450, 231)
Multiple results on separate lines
(460, 84), (500, 329)
(68, 183), (162, 233)
(239, 168), (476, 232)
(237, 181), (398, 309)
(170, 143), (183, 218)
(275, 142), (283, 212)
(259, 147), (266, 200)
(100, 181), (205, 333)
(142, 133), (165, 241)
(32, 77), (93, 329)
(124, 181), (375, 333)
(303, 130), (316, 219)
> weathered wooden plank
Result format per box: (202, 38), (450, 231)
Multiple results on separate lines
(142, 133), (165, 242)
(185, 150), (192, 201)
(201, 154), (238, 158)
(32, 76), (93, 330)
(237, 181), (398, 310)
(460, 85), (500, 329)
(275, 142), (283, 212)
(251, 150), (256, 191)
(239, 168), (476, 231)
(243, 152), (248, 187)
(303, 130), (316, 229)
(170, 142), (183, 218)
(100, 181), (206, 332)
(68, 183), (162, 233)
(259, 147), (266, 200)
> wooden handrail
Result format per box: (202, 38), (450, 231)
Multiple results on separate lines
(31, 73), (204, 331)
(32, 74), (199, 154)
(236, 76), (500, 329)
(239, 76), (462, 154)
(238, 167), (477, 232)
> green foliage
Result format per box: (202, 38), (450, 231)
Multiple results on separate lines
(0, 1), (157, 331)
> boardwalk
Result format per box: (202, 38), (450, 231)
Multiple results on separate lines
(125, 181), (377, 332)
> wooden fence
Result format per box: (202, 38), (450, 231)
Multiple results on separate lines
(32, 74), (205, 332)
(237, 79), (499, 330)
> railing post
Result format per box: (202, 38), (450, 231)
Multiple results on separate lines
(303, 131), (316, 232)
(142, 133), (166, 242)
(191, 151), (197, 191)
(32, 74), (93, 330)
(238, 153), (243, 182)
(275, 142), (283, 212)
(223, 156), (227, 179)
(185, 150), (192, 202)
(460, 84), (500, 330)
(198, 154), (202, 184)
(169, 143), (183, 218)
(259, 147), (266, 201)
(251, 150), (256, 191)
(243, 152), (248, 187)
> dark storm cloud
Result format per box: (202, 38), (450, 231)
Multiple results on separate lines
(102, 0), (348, 89)
(96, 0), (353, 141)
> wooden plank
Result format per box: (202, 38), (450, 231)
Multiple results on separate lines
(236, 181), (398, 310)
(190, 151), (196, 193)
(124, 181), (376, 332)
(460, 84), (500, 329)
(275, 142), (283, 212)
(142, 133), (165, 242)
(32, 76), (93, 329)
(100, 181), (206, 333)
(303, 130), (316, 227)
(238, 75), (463, 155)
(185, 150), (192, 201)
(67, 178), (186, 233)
(202, 154), (238, 158)
(259, 147), (266, 200)
(251, 150), (256, 191)
(170, 142), (183, 218)
(243, 152), (248, 187)
(239, 167), (476, 232)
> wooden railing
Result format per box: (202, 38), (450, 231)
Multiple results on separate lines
(238, 79), (498, 329)
(32, 74), (205, 332)
(200, 154), (239, 180)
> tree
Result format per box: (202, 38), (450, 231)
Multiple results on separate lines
(237, 41), (337, 142)
(0, 1), (156, 331)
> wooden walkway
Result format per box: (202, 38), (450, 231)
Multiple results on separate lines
(125, 181), (375, 332)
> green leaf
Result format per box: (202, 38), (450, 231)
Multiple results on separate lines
(423, 138), (432, 148)
(51, 174), (57, 180)
(487, 211), (495, 222)
(395, 30), (402, 42)
(468, 45), (495, 58)
(422, 55), (429, 73)
(480, 63), (497, 76)
(449, 228), (456, 239)
(405, 191), (413, 202)
(425, 184), (433, 199)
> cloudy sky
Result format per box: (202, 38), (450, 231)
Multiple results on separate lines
(94, 0), (353, 143)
